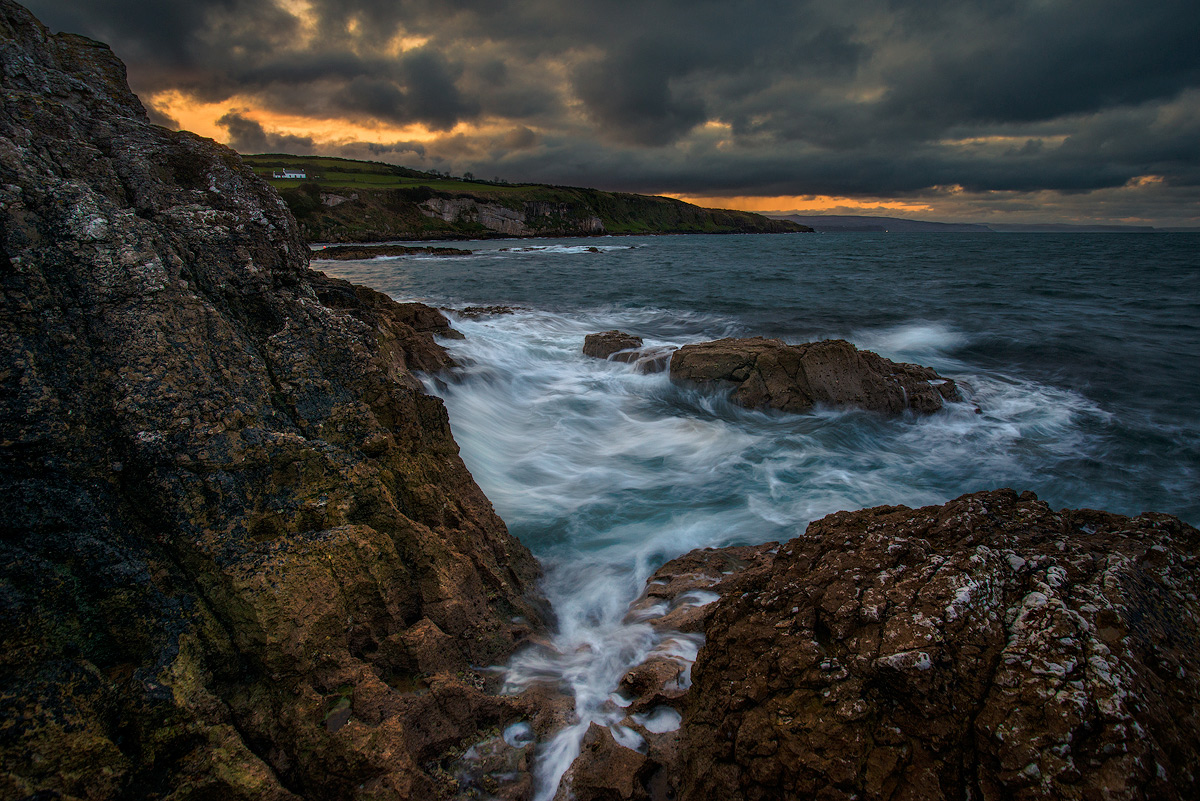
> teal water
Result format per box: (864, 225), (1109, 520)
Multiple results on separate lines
(315, 232), (1200, 796)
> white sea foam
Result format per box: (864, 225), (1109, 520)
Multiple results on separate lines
(852, 320), (971, 362)
(423, 304), (1118, 800)
(496, 244), (638, 254)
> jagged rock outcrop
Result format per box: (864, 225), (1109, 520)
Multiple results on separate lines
(0, 3), (544, 798)
(670, 336), (963, 415)
(676, 490), (1200, 801)
(568, 491), (1200, 800)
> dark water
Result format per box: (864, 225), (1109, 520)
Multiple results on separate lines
(315, 232), (1200, 795)
(321, 233), (1200, 523)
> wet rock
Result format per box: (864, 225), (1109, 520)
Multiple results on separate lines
(583, 331), (676, 374)
(583, 330), (645, 360)
(618, 657), (690, 708)
(678, 490), (1200, 800)
(447, 724), (535, 801)
(0, 3), (544, 798)
(670, 336), (963, 415)
(626, 346), (676, 375)
(456, 304), (526, 318)
(560, 723), (648, 801)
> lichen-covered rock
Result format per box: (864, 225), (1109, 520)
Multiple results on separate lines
(0, 2), (543, 798)
(670, 336), (963, 415)
(678, 490), (1200, 800)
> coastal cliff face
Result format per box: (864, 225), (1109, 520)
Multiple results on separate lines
(271, 177), (810, 243)
(420, 197), (606, 237)
(0, 2), (544, 798)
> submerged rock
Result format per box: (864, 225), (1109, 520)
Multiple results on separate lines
(676, 490), (1200, 800)
(0, 3), (543, 798)
(670, 336), (963, 415)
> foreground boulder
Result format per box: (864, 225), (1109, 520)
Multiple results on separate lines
(670, 336), (963, 415)
(677, 490), (1200, 800)
(0, 3), (543, 798)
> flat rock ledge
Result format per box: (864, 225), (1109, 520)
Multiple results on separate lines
(565, 489), (1199, 801)
(671, 336), (963, 415)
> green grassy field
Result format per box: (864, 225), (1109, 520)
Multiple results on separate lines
(241, 153), (528, 194)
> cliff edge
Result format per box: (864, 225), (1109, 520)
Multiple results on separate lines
(0, 2), (545, 798)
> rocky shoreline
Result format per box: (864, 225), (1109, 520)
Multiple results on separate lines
(310, 244), (474, 260)
(2, 3), (1198, 800)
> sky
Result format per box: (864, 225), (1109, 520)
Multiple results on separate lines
(26, 0), (1200, 226)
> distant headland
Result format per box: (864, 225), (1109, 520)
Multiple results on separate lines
(241, 153), (811, 242)
(768, 212), (1200, 233)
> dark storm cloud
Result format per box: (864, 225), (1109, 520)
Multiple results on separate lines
(217, 111), (314, 153)
(25, 0), (295, 80)
(23, 0), (1200, 222)
(879, 0), (1200, 127)
(571, 38), (708, 146)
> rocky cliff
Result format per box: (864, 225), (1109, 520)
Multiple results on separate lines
(420, 197), (606, 237)
(0, 2), (545, 798)
(252, 162), (812, 243)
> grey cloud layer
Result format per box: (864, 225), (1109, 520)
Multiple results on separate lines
(26, 0), (1200, 221)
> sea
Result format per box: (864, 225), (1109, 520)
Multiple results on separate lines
(314, 232), (1200, 798)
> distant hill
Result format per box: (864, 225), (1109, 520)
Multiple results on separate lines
(767, 213), (1176, 233)
(769, 214), (991, 233)
(240, 154), (811, 241)
(986, 223), (1158, 233)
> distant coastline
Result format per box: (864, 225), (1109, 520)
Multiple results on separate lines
(767, 212), (1200, 233)
(241, 153), (812, 242)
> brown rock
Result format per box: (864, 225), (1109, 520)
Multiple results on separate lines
(678, 490), (1200, 801)
(562, 723), (648, 801)
(619, 657), (689, 705)
(626, 345), (676, 374)
(670, 336), (963, 415)
(583, 330), (645, 360)
(582, 332), (676, 374)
